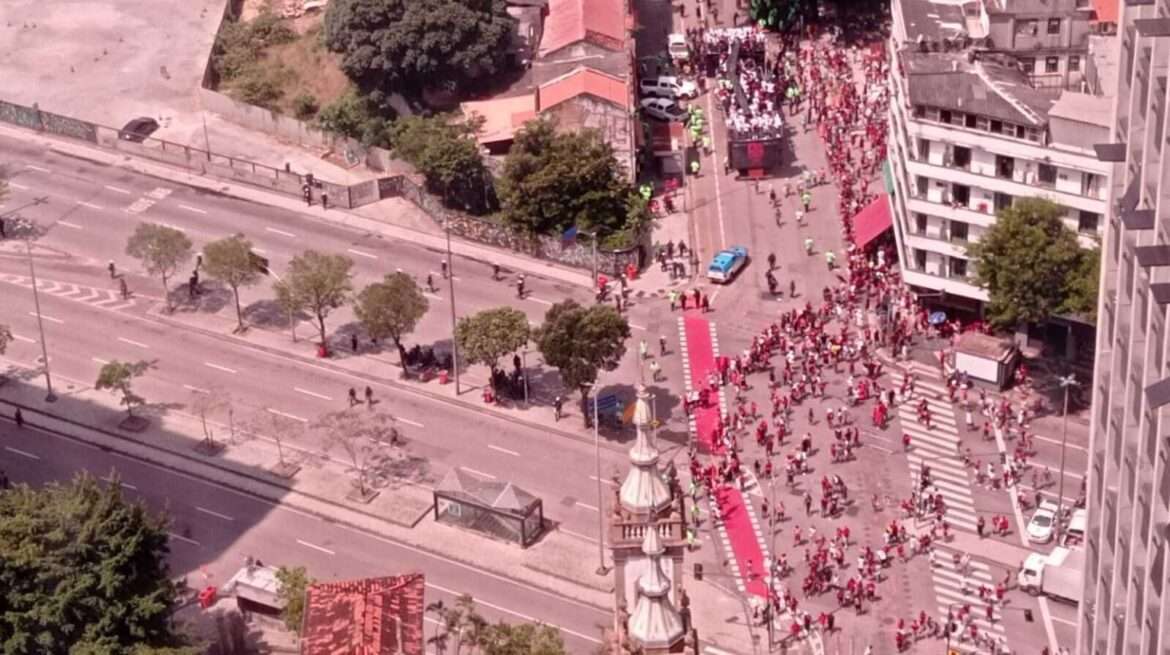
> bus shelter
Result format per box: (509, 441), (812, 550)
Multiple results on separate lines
(433, 468), (544, 547)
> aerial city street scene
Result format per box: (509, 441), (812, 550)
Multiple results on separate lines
(0, 0), (1166, 653)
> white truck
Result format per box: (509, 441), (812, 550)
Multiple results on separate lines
(1018, 546), (1084, 603)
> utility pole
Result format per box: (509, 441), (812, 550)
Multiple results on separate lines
(22, 229), (56, 402)
(589, 231), (599, 286)
(445, 222), (461, 395)
(1054, 373), (1078, 542)
(593, 388), (607, 575)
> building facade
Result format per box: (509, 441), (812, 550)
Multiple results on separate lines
(887, 0), (1111, 315)
(1078, 1), (1170, 652)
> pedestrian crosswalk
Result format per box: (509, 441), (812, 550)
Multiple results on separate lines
(929, 546), (1009, 652)
(0, 273), (136, 312)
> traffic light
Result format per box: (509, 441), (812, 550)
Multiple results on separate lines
(1024, 609), (1034, 622)
(693, 563), (703, 581)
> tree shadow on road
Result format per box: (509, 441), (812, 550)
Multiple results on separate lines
(168, 280), (231, 315)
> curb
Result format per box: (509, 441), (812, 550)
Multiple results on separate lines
(0, 399), (610, 612)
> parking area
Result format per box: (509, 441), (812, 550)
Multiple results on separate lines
(0, 0), (226, 133)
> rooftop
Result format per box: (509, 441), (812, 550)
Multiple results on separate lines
(539, 0), (627, 57)
(901, 51), (1057, 125)
(896, 0), (971, 43)
(1048, 90), (1113, 127)
(538, 66), (630, 110)
(461, 94), (537, 143)
(300, 574), (426, 655)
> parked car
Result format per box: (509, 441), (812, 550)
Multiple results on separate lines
(639, 76), (697, 99)
(1026, 502), (1059, 543)
(1061, 507), (1086, 547)
(668, 33), (689, 60)
(707, 246), (749, 283)
(119, 117), (159, 142)
(640, 97), (687, 122)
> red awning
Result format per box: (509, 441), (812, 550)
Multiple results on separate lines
(852, 193), (893, 248)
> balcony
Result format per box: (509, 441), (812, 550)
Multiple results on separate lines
(609, 501), (687, 546)
(906, 195), (997, 228)
(904, 157), (1108, 214)
(901, 268), (989, 302)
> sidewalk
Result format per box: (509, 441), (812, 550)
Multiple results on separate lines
(0, 123), (593, 291)
(0, 373), (613, 609)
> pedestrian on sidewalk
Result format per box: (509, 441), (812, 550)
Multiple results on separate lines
(348, 387), (359, 407)
(14, 408), (23, 429)
(977, 515), (986, 538)
(364, 386), (373, 405)
(108, 260), (117, 278)
(554, 396), (563, 421)
(320, 193), (329, 210)
(351, 334), (359, 353)
(660, 335), (668, 356)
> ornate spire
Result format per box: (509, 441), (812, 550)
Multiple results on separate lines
(620, 385), (672, 516)
(627, 521), (684, 650)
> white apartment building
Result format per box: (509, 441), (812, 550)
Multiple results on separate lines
(1078, 0), (1170, 651)
(887, 0), (1113, 317)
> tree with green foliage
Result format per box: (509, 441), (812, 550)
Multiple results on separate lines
(274, 250), (354, 349)
(497, 117), (647, 238)
(0, 323), (11, 355)
(315, 89), (395, 146)
(0, 474), (192, 655)
(95, 360), (151, 417)
(355, 272), (429, 375)
(213, 11), (297, 81)
(323, 0), (515, 100)
(535, 300), (630, 426)
(126, 222), (193, 312)
(202, 234), (263, 332)
(968, 198), (1097, 329)
(455, 307), (530, 376)
(276, 566), (313, 634)
(1061, 246), (1101, 322)
(314, 409), (399, 496)
(391, 114), (491, 213)
(426, 594), (566, 655)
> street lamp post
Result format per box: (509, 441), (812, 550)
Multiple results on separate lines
(24, 237), (56, 402)
(445, 222), (461, 395)
(593, 389), (608, 575)
(520, 350), (530, 405)
(1054, 373), (1078, 542)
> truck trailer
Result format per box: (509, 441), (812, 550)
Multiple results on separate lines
(1018, 546), (1084, 604)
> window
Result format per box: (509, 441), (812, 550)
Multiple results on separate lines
(995, 155), (1015, 180)
(990, 120), (1004, 134)
(1047, 18), (1061, 34)
(913, 105), (926, 118)
(915, 213), (928, 234)
(1021, 57), (1036, 73)
(952, 184), (970, 205)
(916, 176), (929, 197)
(914, 249), (927, 270)
(940, 110), (953, 124)
(950, 257), (968, 278)
(1024, 19), (1038, 35)
(917, 138), (930, 160)
(952, 146), (971, 169)
(994, 192), (1014, 212)
(1046, 56), (1060, 73)
(950, 221), (969, 242)
(1016, 125), (1027, 139)
(964, 113), (977, 128)
(1069, 55), (1081, 71)
(1079, 210), (1101, 233)
(1038, 163), (1058, 186)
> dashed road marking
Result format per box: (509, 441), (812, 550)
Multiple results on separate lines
(294, 386), (332, 401)
(92, 357), (110, 365)
(296, 539), (335, 555)
(265, 227), (297, 238)
(204, 362), (237, 374)
(178, 204), (207, 214)
(195, 506), (234, 521)
(117, 337), (149, 349)
(29, 311), (63, 324)
(101, 476), (137, 490)
(168, 532), (200, 546)
(25, 164), (50, 173)
(347, 248), (377, 259)
(265, 408), (307, 423)
(5, 446), (40, 460)
(8, 182), (29, 190)
(104, 185), (131, 194)
(575, 501), (599, 512)
(183, 384), (210, 394)
(527, 297), (554, 305)
(57, 220), (83, 229)
(398, 417), (424, 428)
(76, 200), (102, 210)
(461, 467), (496, 479)
(11, 333), (36, 343)
(488, 444), (520, 456)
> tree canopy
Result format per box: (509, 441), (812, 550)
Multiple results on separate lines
(125, 223), (193, 311)
(95, 360), (151, 417)
(967, 198), (1098, 329)
(0, 324), (11, 355)
(427, 594), (566, 655)
(536, 300), (629, 402)
(0, 474), (189, 655)
(323, 0), (515, 100)
(355, 272), (429, 373)
(391, 114), (492, 213)
(276, 566), (313, 634)
(202, 234), (262, 331)
(455, 307), (530, 374)
(275, 250), (354, 348)
(497, 118), (647, 238)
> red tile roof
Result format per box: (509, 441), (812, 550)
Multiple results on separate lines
(538, 67), (630, 111)
(539, 0), (627, 56)
(300, 574), (425, 655)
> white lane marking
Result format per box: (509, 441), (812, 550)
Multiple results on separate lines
(8, 182), (29, 190)
(1049, 614), (1079, 627)
(159, 222), (186, 232)
(294, 387), (332, 401)
(204, 362), (237, 374)
(195, 506), (234, 521)
(559, 528), (600, 543)
(104, 185), (131, 194)
(25, 164), (50, 173)
(266, 408), (308, 423)
(265, 227), (297, 238)
(590, 475), (619, 487)
(29, 311), (63, 324)
(92, 357), (110, 365)
(117, 337), (149, 349)
(11, 333), (36, 343)
(347, 248), (377, 260)
(76, 200), (102, 210)
(461, 467), (496, 479)
(527, 297), (553, 305)
(5, 446), (41, 460)
(425, 581), (603, 645)
(251, 247), (267, 254)
(704, 647), (737, 655)
(488, 444), (520, 456)
(575, 501), (599, 512)
(168, 532), (200, 546)
(296, 539), (336, 555)
(629, 323), (648, 331)
(102, 476), (137, 491)
(183, 384), (210, 394)
(398, 417), (424, 428)
(178, 204), (207, 214)
(57, 220), (83, 229)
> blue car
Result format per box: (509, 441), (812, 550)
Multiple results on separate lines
(706, 246), (748, 283)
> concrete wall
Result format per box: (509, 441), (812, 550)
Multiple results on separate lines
(197, 88), (340, 150)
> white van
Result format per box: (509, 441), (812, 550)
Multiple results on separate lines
(1062, 508), (1087, 547)
(639, 76), (697, 99)
(668, 34), (689, 60)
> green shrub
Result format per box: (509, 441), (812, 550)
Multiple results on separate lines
(292, 93), (319, 119)
(212, 11), (296, 82)
(235, 71), (284, 109)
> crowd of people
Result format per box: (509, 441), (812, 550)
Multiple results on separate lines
(695, 26), (785, 141)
